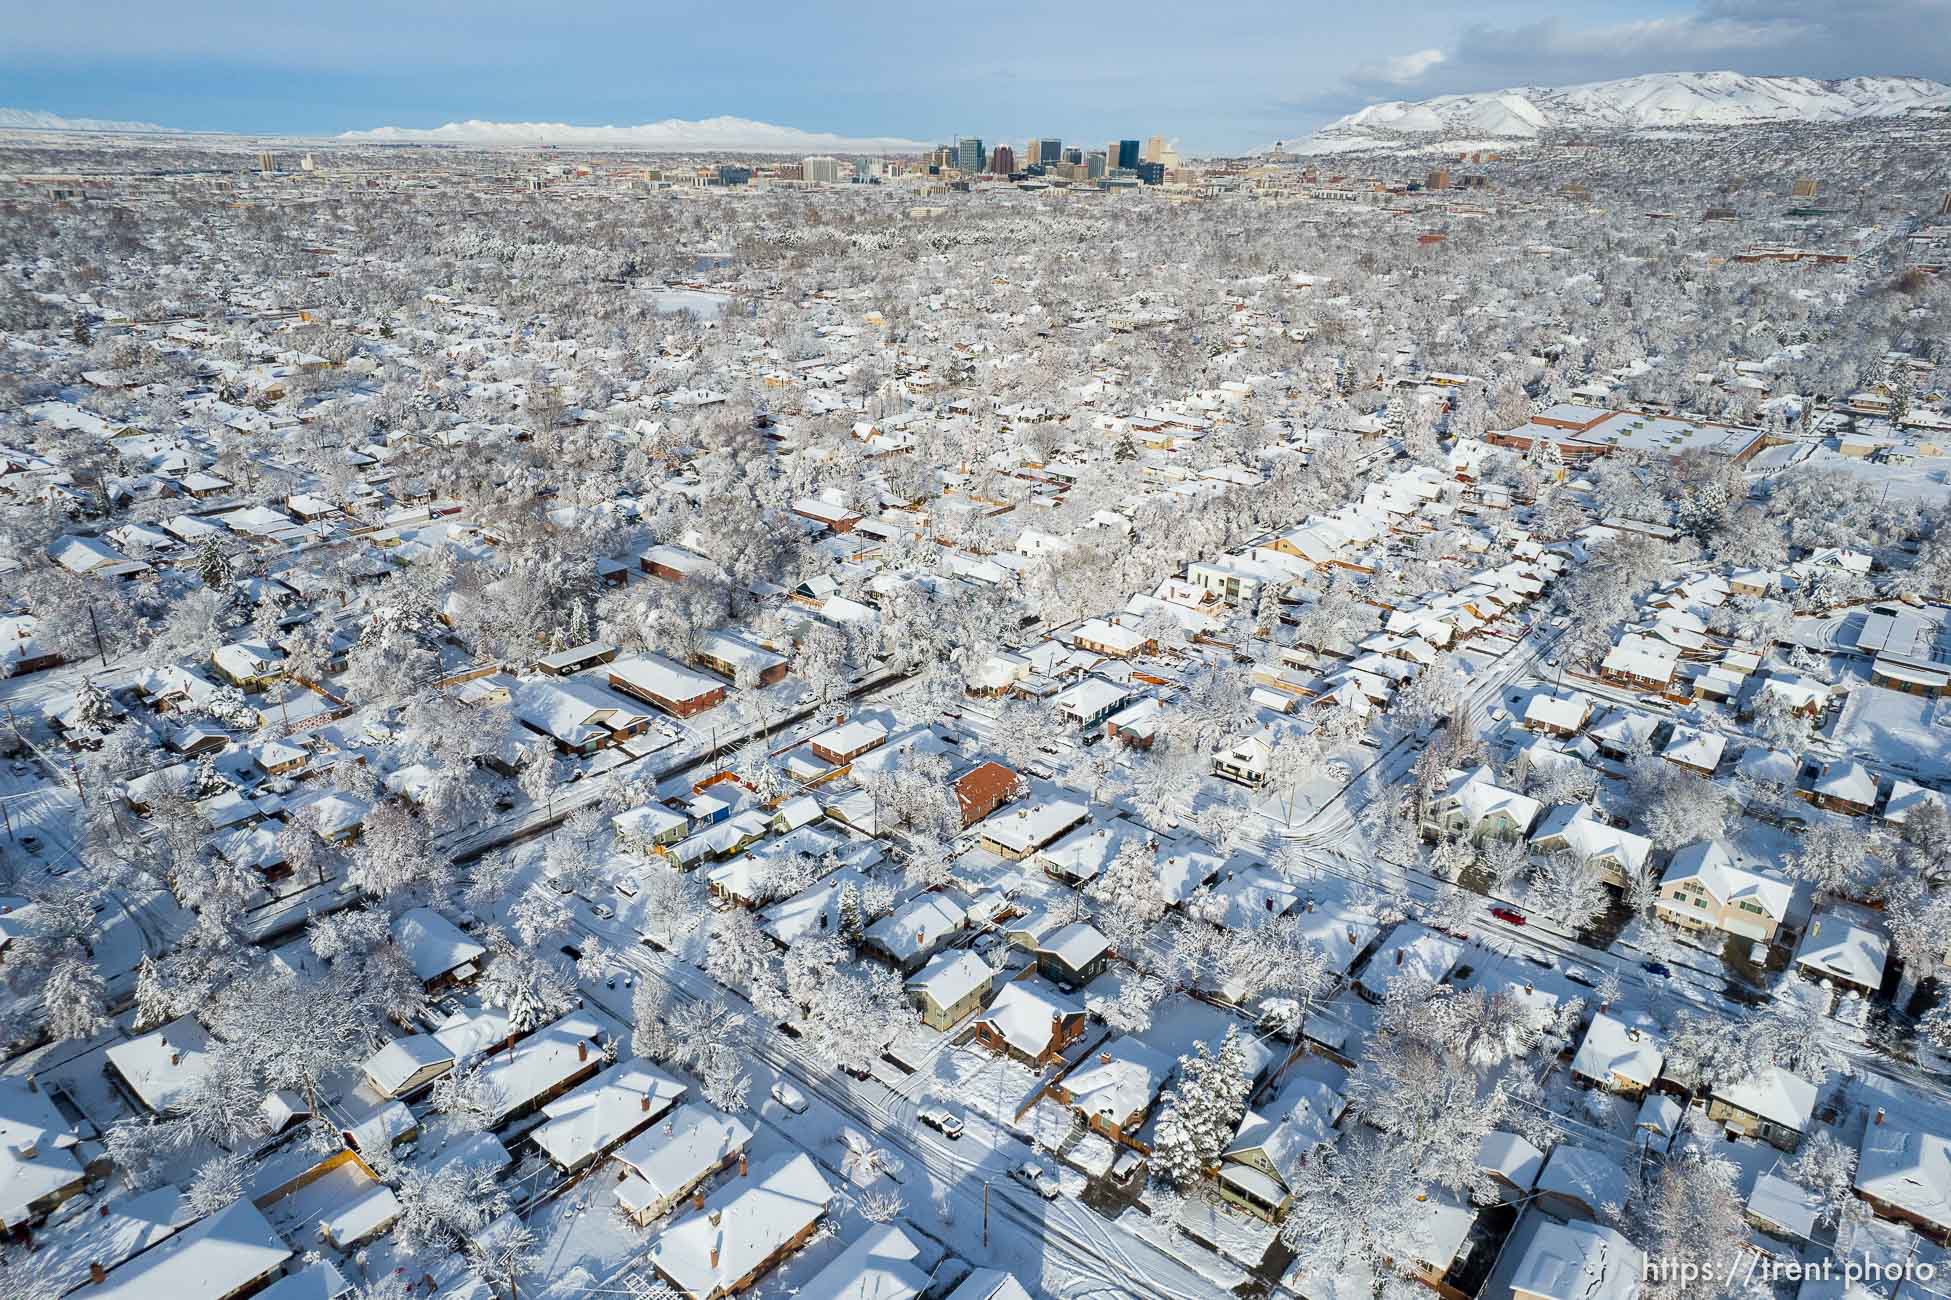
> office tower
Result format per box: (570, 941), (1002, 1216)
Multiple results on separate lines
(1062, 147), (1083, 165)
(854, 157), (876, 181)
(1036, 138), (1062, 164)
(1117, 140), (1141, 170)
(801, 156), (842, 184)
(1086, 151), (1107, 180)
(955, 137), (985, 174)
(1136, 161), (1164, 184)
(988, 144), (1016, 175)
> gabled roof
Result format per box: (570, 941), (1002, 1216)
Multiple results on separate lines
(391, 907), (486, 983)
(646, 1152), (833, 1300)
(1857, 1124), (1951, 1232)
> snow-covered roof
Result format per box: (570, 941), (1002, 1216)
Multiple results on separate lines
(0, 1077), (84, 1228)
(104, 1016), (215, 1115)
(614, 1103), (754, 1209)
(72, 1198), (292, 1300)
(1478, 1130), (1545, 1193)
(1057, 1037), (1171, 1126)
(1713, 1066), (1816, 1133)
(391, 907), (486, 984)
(477, 1008), (614, 1124)
(974, 981), (1083, 1056)
(1510, 1219), (1644, 1300)
(645, 1151), (832, 1300)
(1536, 1143), (1629, 1217)
(532, 1056), (688, 1170)
(1747, 1172), (1821, 1241)
(1661, 841), (1793, 922)
(907, 949), (993, 1010)
(1857, 1124), (1951, 1233)
(795, 1222), (930, 1300)
(1794, 908), (1891, 988)
(1570, 1014), (1664, 1089)
(362, 1034), (456, 1097)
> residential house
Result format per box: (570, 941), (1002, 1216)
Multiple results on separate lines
(1706, 1066), (1816, 1151)
(1523, 693), (1592, 739)
(1599, 633), (1679, 694)
(210, 641), (286, 691)
(1423, 767), (1541, 843)
(905, 950), (993, 1031)
(1655, 841), (1793, 944)
(684, 632), (785, 688)
(1808, 760), (1878, 816)
(608, 654), (728, 719)
(1218, 1076), (1347, 1220)
(532, 1057), (689, 1173)
(1534, 1143), (1631, 1221)
(532, 642), (618, 679)
(391, 907), (486, 992)
(1071, 618), (1152, 659)
(952, 761), (1018, 828)
(0, 1076), (87, 1229)
(1048, 1037), (1173, 1149)
(1527, 805), (1652, 888)
(1510, 1220), (1645, 1300)
(862, 893), (967, 974)
(515, 679), (655, 754)
(810, 719), (888, 766)
(644, 1151), (833, 1300)
(70, 1198), (292, 1300)
(1034, 921), (1111, 989)
(976, 795), (1090, 861)
(613, 1104), (756, 1227)
(1794, 907), (1890, 996)
(1569, 1013), (1664, 1098)
(793, 1224), (931, 1300)
(973, 980), (1087, 1066)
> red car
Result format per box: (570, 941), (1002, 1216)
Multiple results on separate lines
(1489, 906), (1527, 926)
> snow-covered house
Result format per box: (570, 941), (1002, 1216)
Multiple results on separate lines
(1655, 841), (1793, 945)
(391, 907), (486, 991)
(905, 949), (993, 1031)
(1793, 907), (1890, 996)
(973, 980), (1086, 1066)
(1047, 1036), (1173, 1149)
(1219, 1076), (1348, 1220)
(1509, 1219), (1645, 1300)
(1705, 1066), (1816, 1151)
(644, 1151), (833, 1300)
(531, 1056), (688, 1173)
(1569, 1013), (1664, 1098)
(1422, 767), (1540, 843)
(1856, 1123), (1951, 1241)
(614, 1103), (756, 1226)
(0, 1077), (87, 1229)
(1527, 805), (1651, 887)
(1534, 1143), (1630, 1221)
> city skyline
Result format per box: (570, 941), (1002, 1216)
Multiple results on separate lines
(5, 0), (1948, 154)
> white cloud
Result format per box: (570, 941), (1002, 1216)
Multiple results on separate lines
(1369, 48), (1447, 85)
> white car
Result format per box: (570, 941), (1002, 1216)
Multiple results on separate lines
(771, 1080), (809, 1114)
(591, 902), (615, 920)
(919, 1106), (965, 1139)
(613, 875), (639, 898)
(1011, 1161), (1060, 1200)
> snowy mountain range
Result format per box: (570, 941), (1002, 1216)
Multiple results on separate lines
(0, 108), (178, 134)
(1299, 72), (1951, 152)
(338, 115), (929, 153)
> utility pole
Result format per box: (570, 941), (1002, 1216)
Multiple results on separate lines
(87, 602), (107, 667)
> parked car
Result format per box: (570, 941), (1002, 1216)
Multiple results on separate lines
(1563, 966), (1598, 989)
(920, 1106), (965, 1139)
(1640, 960), (1672, 980)
(1489, 906), (1526, 926)
(614, 875), (639, 898)
(591, 902), (615, 921)
(550, 876), (575, 894)
(771, 1081), (809, 1114)
(1011, 1161), (1061, 1200)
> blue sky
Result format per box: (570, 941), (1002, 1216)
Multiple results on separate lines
(7, 0), (1949, 152)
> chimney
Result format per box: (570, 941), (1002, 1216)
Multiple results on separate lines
(169, 1051), (181, 1067)
(90, 1263), (106, 1285)
(1877, 1108), (1886, 1126)
(708, 1209), (723, 1227)
(641, 1093), (651, 1113)
(578, 1040), (589, 1063)
(1627, 1028), (1640, 1042)
(693, 1192), (705, 1211)
(1099, 1051), (1112, 1064)
(739, 1152), (748, 1177)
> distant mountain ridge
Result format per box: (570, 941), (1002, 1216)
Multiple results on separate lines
(338, 115), (929, 153)
(0, 108), (178, 134)
(1301, 71), (1951, 151)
